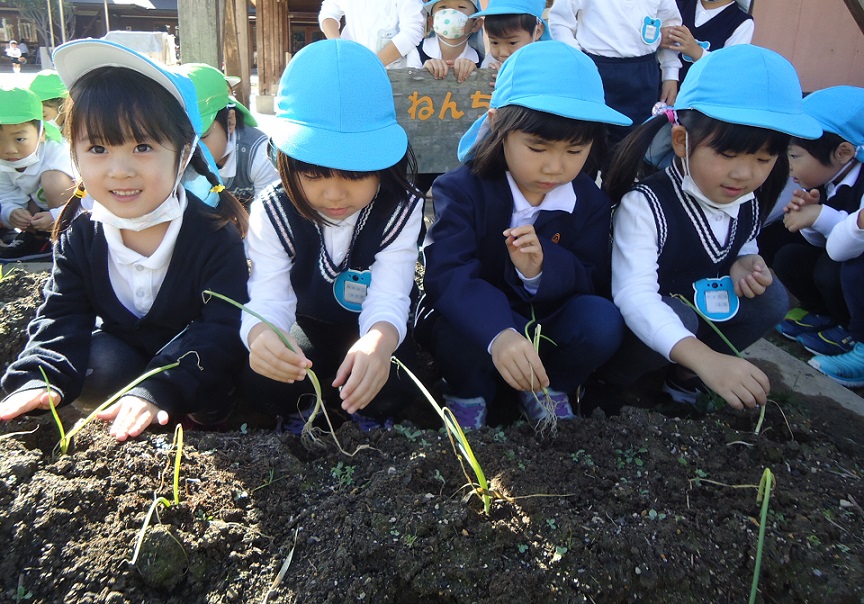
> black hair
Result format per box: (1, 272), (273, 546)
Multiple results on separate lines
(214, 105), (246, 134)
(604, 109), (790, 215)
(53, 66), (248, 240)
(275, 145), (421, 226)
(470, 104), (606, 178)
(484, 14), (541, 38)
(790, 132), (846, 167)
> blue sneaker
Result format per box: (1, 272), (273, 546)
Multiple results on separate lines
(518, 389), (575, 422)
(808, 342), (864, 387)
(775, 311), (834, 340)
(662, 372), (709, 405)
(443, 395), (487, 430)
(797, 325), (855, 356)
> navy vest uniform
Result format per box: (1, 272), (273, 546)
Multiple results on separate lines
(261, 183), (420, 327)
(677, 0), (752, 82)
(225, 126), (270, 208)
(824, 165), (864, 215)
(633, 165), (760, 300)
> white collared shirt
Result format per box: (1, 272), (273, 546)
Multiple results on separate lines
(803, 162), (863, 247)
(101, 188), (187, 318)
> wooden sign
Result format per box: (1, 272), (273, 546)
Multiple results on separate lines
(388, 68), (495, 174)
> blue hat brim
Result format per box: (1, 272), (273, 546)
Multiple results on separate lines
(271, 120), (408, 172)
(688, 102), (823, 140)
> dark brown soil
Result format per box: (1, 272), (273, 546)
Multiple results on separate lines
(1, 269), (863, 604)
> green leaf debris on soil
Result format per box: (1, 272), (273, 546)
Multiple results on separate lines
(1, 271), (863, 603)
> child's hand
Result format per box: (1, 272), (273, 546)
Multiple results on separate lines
(248, 324), (311, 383)
(729, 254), (773, 298)
(9, 208), (32, 231)
(504, 225), (543, 279)
(695, 354), (769, 410)
(333, 323), (399, 414)
(783, 203), (821, 232)
(487, 61), (500, 88)
(423, 59), (450, 79)
(671, 339), (769, 410)
(661, 25), (702, 60)
(490, 329), (549, 392)
(451, 58), (476, 83)
(0, 388), (61, 421)
(29, 211), (54, 233)
(97, 395), (170, 442)
(784, 187), (820, 212)
(660, 79), (678, 105)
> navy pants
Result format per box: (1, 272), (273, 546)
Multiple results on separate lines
(600, 279), (789, 386)
(841, 254), (864, 341)
(773, 242), (847, 325)
(429, 294), (624, 404)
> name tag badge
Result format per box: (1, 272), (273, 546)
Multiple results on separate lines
(693, 276), (739, 322)
(334, 269), (371, 312)
(641, 17), (662, 45)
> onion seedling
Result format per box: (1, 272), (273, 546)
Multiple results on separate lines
(391, 356), (496, 514)
(523, 310), (558, 434)
(38, 367), (66, 455)
(749, 468), (775, 604)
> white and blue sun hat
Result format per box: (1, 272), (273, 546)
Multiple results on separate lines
(801, 86), (864, 162)
(271, 39), (408, 172)
(457, 41), (631, 162)
(52, 38), (226, 206)
(471, 0), (552, 41)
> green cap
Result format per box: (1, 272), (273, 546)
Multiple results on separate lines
(174, 63), (257, 132)
(29, 70), (68, 101)
(0, 87), (61, 142)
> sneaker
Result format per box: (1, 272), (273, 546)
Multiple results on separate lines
(775, 310), (834, 340)
(662, 372), (709, 405)
(808, 342), (864, 387)
(0, 231), (52, 263)
(350, 412), (394, 432)
(518, 389), (575, 422)
(443, 395), (487, 430)
(797, 325), (855, 356)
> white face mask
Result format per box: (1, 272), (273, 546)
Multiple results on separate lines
(0, 128), (42, 171)
(680, 131), (754, 211)
(433, 9), (470, 39)
(89, 140), (196, 231)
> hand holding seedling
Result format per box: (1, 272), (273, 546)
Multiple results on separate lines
(248, 323), (311, 383)
(97, 395), (169, 441)
(334, 322), (398, 413)
(0, 387), (61, 420)
(8, 208), (33, 231)
(671, 337), (768, 410)
(504, 225), (543, 279)
(490, 329), (549, 392)
(730, 254), (772, 298)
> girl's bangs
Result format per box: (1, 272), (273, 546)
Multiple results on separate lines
(289, 157), (377, 181)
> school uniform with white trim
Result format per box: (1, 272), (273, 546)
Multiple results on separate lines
(605, 162), (788, 384)
(240, 182), (423, 415)
(1, 190), (249, 416)
(417, 163), (624, 404)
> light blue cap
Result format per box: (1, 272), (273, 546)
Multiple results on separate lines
(271, 39), (407, 172)
(458, 41), (631, 162)
(472, 0), (552, 41)
(802, 86), (864, 162)
(423, 0), (481, 13)
(674, 45), (821, 139)
(52, 38), (225, 206)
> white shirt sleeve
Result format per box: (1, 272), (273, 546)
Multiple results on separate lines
(548, 0), (583, 48)
(241, 198), (298, 350)
(357, 200), (422, 344)
(826, 210), (864, 261)
(612, 190), (696, 360)
(391, 0), (426, 57)
(0, 173), (30, 227)
(318, 0), (346, 27)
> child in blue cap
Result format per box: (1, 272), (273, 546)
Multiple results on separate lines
(241, 40), (423, 431)
(0, 40), (250, 442)
(407, 0), (485, 83)
(417, 41), (631, 430)
(603, 45), (822, 411)
(771, 87), (864, 382)
(473, 0), (551, 70)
